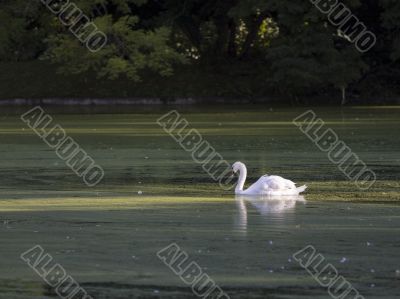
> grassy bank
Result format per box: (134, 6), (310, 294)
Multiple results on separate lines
(1, 61), (399, 104)
(0, 61), (275, 101)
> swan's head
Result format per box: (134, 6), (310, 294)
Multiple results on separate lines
(232, 161), (245, 173)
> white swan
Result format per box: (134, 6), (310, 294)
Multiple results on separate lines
(232, 161), (307, 196)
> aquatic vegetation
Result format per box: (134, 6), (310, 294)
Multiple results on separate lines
(0, 106), (399, 298)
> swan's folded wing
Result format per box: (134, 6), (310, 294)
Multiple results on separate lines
(284, 178), (297, 189)
(246, 177), (271, 193)
(264, 176), (289, 190)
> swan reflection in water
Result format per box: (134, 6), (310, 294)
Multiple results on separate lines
(234, 195), (306, 233)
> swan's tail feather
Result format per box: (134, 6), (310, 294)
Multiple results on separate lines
(296, 185), (307, 193)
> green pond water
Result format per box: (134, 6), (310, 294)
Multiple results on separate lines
(0, 106), (399, 298)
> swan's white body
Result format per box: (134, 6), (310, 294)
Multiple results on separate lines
(232, 162), (307, 196)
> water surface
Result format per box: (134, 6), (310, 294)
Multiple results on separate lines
(0, 106), (399, 298)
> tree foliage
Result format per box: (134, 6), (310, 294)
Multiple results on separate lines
(0, 0), (398, 99)
(43, 0), (187, 81)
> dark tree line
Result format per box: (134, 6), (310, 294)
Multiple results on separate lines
(0, 0), (399, 102)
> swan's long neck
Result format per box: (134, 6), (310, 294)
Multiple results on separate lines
(235, 164), (247, 194)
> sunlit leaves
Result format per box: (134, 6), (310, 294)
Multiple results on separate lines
(46, 10), (186, 81)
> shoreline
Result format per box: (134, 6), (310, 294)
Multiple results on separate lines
(0, 98), (247, 106)
(0, 97), (400, 106)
